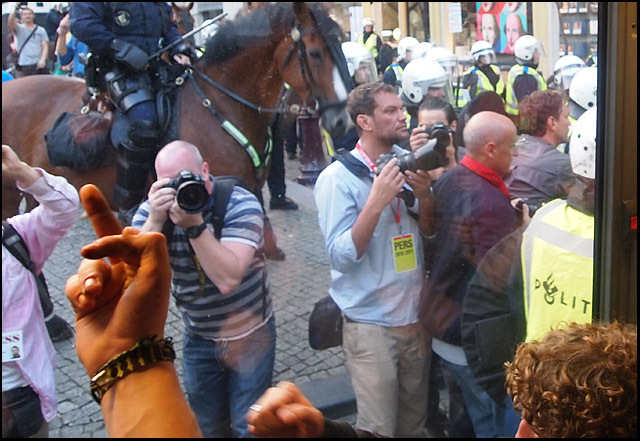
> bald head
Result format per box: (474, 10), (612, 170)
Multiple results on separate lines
(464, 112), (515, 154)
(156, 140), (204, 178)
(463, 111), (517, 177)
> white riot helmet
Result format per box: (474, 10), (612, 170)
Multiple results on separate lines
(341, 41), (377, 85)
(569, 66), (597, 111)
(424, 46), (459, 80)
(413, 41), (434, 59)
(514, 35), (545, 65)
(397, 36), (419, 62)
(401, 58), (453, 105)
(553, 55), (586, 91)
(362, 17), (374, 28)
(471, 40), (496, 65)
(569, 107), (597, 179)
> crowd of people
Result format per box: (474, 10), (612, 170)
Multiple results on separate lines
(3, 4), (635, 440)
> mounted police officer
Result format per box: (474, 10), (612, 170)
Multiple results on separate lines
(69, 3), (194, 215)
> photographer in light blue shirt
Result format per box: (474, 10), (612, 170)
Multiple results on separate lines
(314, 82), (435, 437)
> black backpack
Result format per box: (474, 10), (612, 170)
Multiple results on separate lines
(2, 220), (54, 317)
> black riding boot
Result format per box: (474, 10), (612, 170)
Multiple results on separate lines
(113, 120), (160, 217)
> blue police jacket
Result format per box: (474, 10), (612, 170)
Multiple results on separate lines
(70, 2), (182, 58)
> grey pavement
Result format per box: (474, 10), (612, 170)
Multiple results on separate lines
(43, 154), (357, 437)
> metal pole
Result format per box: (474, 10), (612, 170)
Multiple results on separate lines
(148, 12), (228, 60)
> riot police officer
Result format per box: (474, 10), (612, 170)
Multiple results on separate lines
(382, 36), (418, 92)
(462, 40), (506, 101)
(69, 2), (194, 214)
(505, 35), (547, 118)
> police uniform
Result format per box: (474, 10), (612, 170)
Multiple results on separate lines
(357, 31), (381, 67)
(70, 2), (189, 210)
(462, 64), (505, 100)
(521, 199), (593, 341)
(505, 64), (547, 116)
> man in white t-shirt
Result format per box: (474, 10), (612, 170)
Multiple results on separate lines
(7, 4), (50, 77)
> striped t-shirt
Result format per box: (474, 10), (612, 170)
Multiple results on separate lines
(132, 182), (273, 341)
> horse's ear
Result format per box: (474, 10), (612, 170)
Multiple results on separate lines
(187, 2), (194, 10)
(171, 2), (179, 12)
(293, 2), (314, 29)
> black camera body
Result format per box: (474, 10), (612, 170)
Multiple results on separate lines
(165, 170), (208, 214)
(514, 198), (540, 217)
(375, 122), (452, 175)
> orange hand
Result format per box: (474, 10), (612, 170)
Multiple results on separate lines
(66, 185), (172, 376)
(79, 184), (123, 263)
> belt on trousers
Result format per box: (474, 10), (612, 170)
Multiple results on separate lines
(2, 385), (36, 406)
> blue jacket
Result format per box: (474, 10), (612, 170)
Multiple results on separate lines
(69, 2), (182, 58)
(57, 35), (89, 77)
(420, 163), (518, 346)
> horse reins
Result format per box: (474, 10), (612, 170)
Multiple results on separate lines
(177, 15), (344, 186)
(183, 68), (272, 187)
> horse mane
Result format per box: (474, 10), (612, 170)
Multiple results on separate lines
(202, 3), (295, 65)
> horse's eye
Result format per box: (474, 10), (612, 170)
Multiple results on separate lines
(308, 49), (323, 63)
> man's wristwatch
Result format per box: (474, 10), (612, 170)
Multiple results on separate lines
(185, 223), (207, 239)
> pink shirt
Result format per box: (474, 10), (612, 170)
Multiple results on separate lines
(2, 169), (79, 422)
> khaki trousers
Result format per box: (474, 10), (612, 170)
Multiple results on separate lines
(342, 320), (431, 437)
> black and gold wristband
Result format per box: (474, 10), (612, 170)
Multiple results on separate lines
(90, 335), (176, 404)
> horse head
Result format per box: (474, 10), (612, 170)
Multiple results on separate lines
(274, 3), (352, 140)
(171, 2), (194, 43)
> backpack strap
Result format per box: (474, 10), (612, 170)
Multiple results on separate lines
(2, 220), (54, 318)
(211, 176), (250, 239)
(2, 220), (35, 272)
(332, 149), (372, 179)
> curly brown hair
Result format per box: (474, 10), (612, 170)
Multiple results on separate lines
(517, 89), (567, 137)
(505, 321), (637, 438)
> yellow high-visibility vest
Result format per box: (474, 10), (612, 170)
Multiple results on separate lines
(521, 199), (594, 342)
(463, 64), (505, 97)
(385, 63), (404, 84)
(505, 64), (547, 116)
(357, 33), (379, 59)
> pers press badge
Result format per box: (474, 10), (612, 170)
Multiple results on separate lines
(392, 234), (417, 273)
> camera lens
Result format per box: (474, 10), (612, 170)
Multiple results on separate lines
(176, 181), (208, 214)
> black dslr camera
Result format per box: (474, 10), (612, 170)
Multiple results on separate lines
(165, 170), (208, 214)
(514, 198), (540, 217)
(375, 122), (452, 175)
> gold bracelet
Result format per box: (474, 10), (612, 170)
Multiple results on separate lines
(90, 335), (175, 403)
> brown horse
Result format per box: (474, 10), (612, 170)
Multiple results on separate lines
(2, 3), (350, 258)
(171, 2), (195, 41)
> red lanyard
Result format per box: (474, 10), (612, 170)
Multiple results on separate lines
(356, 142), (402, 224)
(355, 142), (376, 171)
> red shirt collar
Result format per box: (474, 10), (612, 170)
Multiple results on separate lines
(460, 156), (511, 199)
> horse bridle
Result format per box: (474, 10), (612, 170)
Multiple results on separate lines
(177, 17), (344, 186)
(183, 17), (343, 117)
(281, 19), (347, 116)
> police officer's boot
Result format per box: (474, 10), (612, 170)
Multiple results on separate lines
(113, 120), (161, 222)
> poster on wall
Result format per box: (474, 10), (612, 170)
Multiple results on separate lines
(476, 2), (533, 55)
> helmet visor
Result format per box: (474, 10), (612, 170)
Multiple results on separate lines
(354, 57), (378, 86)
(419, 78), (454, 105)
(475, 50), (497, 65)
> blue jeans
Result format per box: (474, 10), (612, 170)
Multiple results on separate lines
(182, 316), (276, 438)
(440, 358), (519, 438)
